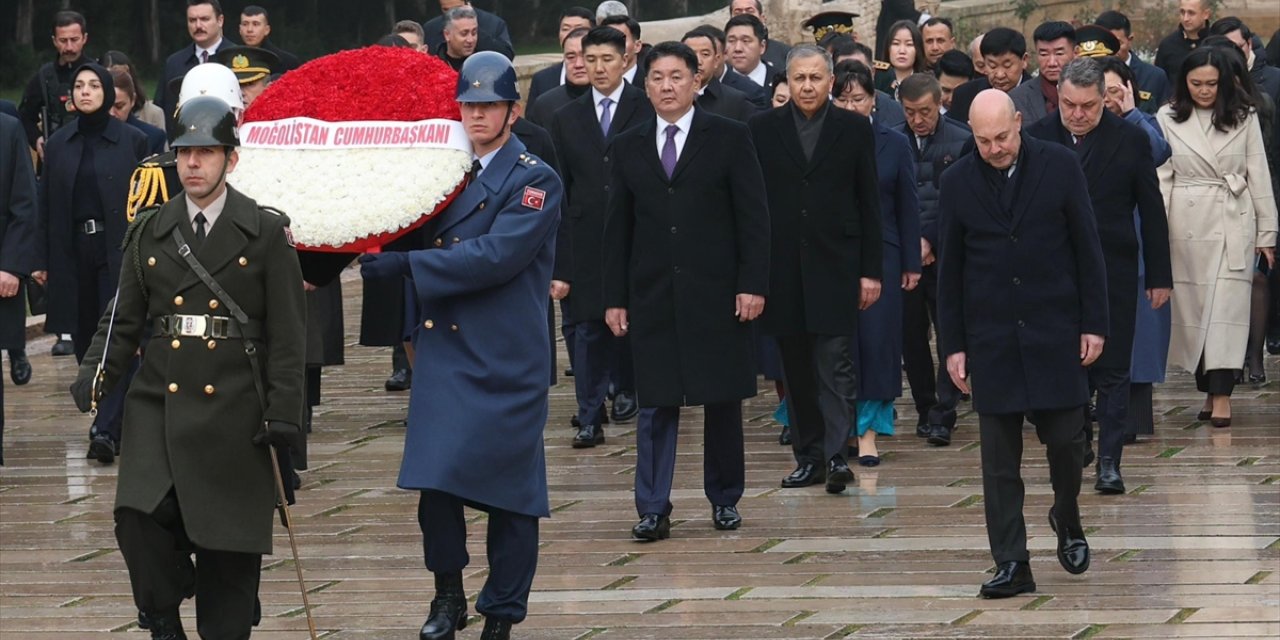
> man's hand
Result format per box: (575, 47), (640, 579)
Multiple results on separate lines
(1080, 333), (1105, 366)
(550, 280), (570, 300)
(902, 271), (921, 291)
(1119, 79), (1137, 114)
(36, 136), (45, 161)
(859, 278), (882, 310)
(946, 352), (971, 394)
(605, 307), (628, 337)
(357, 252), (410, 279)
(921, 237), (935, 266)
(31, 270), (47, 286)
(735, 293), (765, 322)
(1146, 287), (1171, 309)
(0, 271), (19, 298)
(252, 420), (303, 451)
(70, 375), (95, 413)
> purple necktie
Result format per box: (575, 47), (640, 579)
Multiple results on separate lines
(200, 50), (209, 64)
(661, 124), (679, 179)
(599, 98), (613, 136)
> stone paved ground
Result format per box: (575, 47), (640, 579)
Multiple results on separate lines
(2, 272), (1278, 638)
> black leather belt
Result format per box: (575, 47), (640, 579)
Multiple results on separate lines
(80, 219), (105, 235)
(153, 314), (262, 340)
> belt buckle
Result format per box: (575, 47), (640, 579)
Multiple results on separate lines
(175, 314), (209, 338)
(83, 220), (102, 235)
(209, 316), (229, 339)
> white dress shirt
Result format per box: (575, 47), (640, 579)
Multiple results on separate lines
(185, 187), (228, 234)
(591, 84), (626, 122)
(744, 61), (768, 87)
(473, 147), (501, 178)
(655, 107), (696, 161)
(196, 38), (223, 63)
(623, 65), (638, 85)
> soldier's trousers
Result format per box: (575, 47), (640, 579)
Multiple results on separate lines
(116, 488), (261, 639)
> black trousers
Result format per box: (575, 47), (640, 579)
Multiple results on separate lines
(777, 333), (857, 466)
(634, 402), (745, 516)
(901, 265), (960, 427)
(1195, 361), (1236, 396)
(418, 490), (539, 624)
(572, 320), (614, 426)
(1124, 383), (1155, 436)
(1086, 366), (1130, 463)
(115, 489), (261, 639)
(978, 408), (1084, 565)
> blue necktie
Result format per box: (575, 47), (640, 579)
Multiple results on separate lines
(661, 124), (679, 179)
(599, 97), (614, 136)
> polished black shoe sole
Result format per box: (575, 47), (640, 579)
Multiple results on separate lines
(824, 481), (846, 494)
(1095, 478), (1125, 494)
(1048, 511), (1090, 575)
(827, 467), (854, 484)
(632, 524), (671, 542)
(88, 439), (116, 464)
(926, 428), (952, 446)
(979, 579), (1036, 599)
(713, 517), (741, 531)
(780, 474), (824, 488)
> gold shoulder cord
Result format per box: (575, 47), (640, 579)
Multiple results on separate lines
(127, 165), (171, 222)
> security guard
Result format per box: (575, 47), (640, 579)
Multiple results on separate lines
(73, 95), (305, 639)
(358, 51), (562, 640)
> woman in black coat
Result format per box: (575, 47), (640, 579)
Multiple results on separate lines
(32, 63), (148, 459)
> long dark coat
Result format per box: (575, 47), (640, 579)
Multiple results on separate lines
(80, 187), (306, 554)
(0, 114), (37, 351)
(749, 103), (883, 336)
(937, 136), (1109, 414)
(602, 108), (771, 407)
(550, 83), (654, 321)
(397, 137), (560, 518)
(1026, 109), (1172, 371)
(38, 116), (148, 334)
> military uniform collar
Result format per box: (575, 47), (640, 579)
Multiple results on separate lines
(154, 185), (261, 240)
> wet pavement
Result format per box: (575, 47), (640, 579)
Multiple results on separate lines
(2, 271), (1278, 638)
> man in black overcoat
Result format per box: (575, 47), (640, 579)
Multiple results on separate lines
(937, 89), (1108, 599)
(1025, 57), (1172, 494)
(603, 42), (770, 541)
(0, 114), (39, 466)
(682, 29), (759, 123)
(550, 27), (654, 447)
(748, 45), (883, 492)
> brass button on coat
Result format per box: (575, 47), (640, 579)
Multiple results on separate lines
(174, 296), (184, 306)
(450, 324), (459, 331)
(209, 300), (219, 310)
(434, 238), (444, 247)
(204, 385), (215, 396)
(168, 383), (179, 393)
(171, 339), (181, 350)
(207, 340), (217, 350)
(147, 256), (157, 267)
(238, 257), (249, 266)
(424, 320), (435, 329)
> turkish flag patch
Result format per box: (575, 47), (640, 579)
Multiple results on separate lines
(521, 187), (546, 211)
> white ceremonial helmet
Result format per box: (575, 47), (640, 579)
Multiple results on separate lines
(177, 63), (245, 112)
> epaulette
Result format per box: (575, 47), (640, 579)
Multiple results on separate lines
(874, 60), (891, 71)
(122, 206), (161, 250)
(517, 153), (540, 167)
(128, 152), (177, 222)
(1138, 90), (1152, 101)
(259, 205), (292, 225)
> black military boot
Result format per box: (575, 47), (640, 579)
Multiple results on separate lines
(147, 611), (188, 640)
(481, 618), (512, 640)
(420, 571), (468, 640)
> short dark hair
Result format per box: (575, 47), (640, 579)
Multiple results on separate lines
(771, 71), (788, 86)
(1096, 55), (1135, 87)
(53, 10), (86, 32)
(1208, 16), (1253, 40)
(899, 72), (942, 102)
(688, 25), (726, 49)
(1032, 21), (1076, 46)
(645, 41), (699, 77)
(980, 27), (1027, 58)
(376, 33), (413, 48)
(564, 26), (591, 46)
(242, 5), (268, 21)
(600, 15), (641, 41)
(582, 25), (628, 56)
(833, 59), (875, 98)
(922, 17), (953, 34)
(724, 14), (767, 42)
(561, 6), (595, 26)
(1094, 10), (1131, 36)
(188, 0), (223, 17)
(935, 49), (974, 79)
(1170, 44), (1255, 131)
(827, 35), (858, 60)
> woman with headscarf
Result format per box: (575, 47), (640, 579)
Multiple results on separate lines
(32, 63), (149, 463)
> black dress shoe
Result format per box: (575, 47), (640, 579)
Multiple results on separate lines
(1094, 457), (1125, 494)
(1248, 372), (1267, 386)
(51, 338), (74, 357)
(827, 456), (854, 484)
(712, 505), (741, 530)
(421, 572), (468, 640)
(564, 366), (574, 377)
(778, 425), (791, 446)
(916, 423), (930, 438)
(632, 513), (671, 541)
(480, 618), (512, 640)
(571, 405), (610, 429)
(926, 424), (952, 446)
(610, 390), (639, 423)
(1268, 336), (1280, 355)
(9, 351), (31, 386)
(88, 434), (117, 464)
(143, 610), (187, 640)
(572, 424), (604, 448)
(979, 561), (1035, 599)
(780, 463), (823, 488)
(1048, 507), (1090, 574)
(385, 368), (412, 391)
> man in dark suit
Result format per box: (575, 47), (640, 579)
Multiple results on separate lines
(550, 27), (654, 448)
(948, 28), (1031, 124)
(897, 73), (972, 446)
(749, 45), (883, 492)
(729, 0), (792, 71)
(937, 89), (1107, 598)
(601, 15), (649, 86)
(693, 25), (770, 110)
(603, 42), (770, 541)
(155, 0), (237, 135)
(527, 28), (592, 127)
(726, 15), (776, 94)
(683, 30), (758, 122)
(1008, 22), (1076, 126)
(1095, 11), (1170, 114)
(0, 113), (38, 467)
(527, 7), (595, 108)
(1026, 58), (1172, 494)
(423, 0), (513, 60)
(1154, 0), (1210, 83)
(238, 5), (300, 72)
(18, 10), (91, 157)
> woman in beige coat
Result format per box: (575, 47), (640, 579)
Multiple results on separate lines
(1157, 46), (1277, 426)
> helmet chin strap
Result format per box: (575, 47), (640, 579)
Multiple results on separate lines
(475, 102), (515, 149)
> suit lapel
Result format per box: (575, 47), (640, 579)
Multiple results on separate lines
(609, 85), (645, 142)
(806, 105), (844, 174)
(670, 109), (711, 182)
(1009, 139), (1048, 231)
(435, 137), (527, 236)
(174, 189), (254, 294)
(773, 106), (808, 171)
(570, 94), (606, 153)
(1080, 113), (1122, 186)
(637, 119), (666, 182)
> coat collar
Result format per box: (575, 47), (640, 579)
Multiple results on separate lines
(1007, 136), (1049, 231)
(640, 107), (712, 183)
(433, 135), (528, 236)
(772, 101), (847, 175)
(155, 185), (260, 292)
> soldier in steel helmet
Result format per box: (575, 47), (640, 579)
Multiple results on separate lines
(72, 95), (306, 639)
(358, 51), (562, 640)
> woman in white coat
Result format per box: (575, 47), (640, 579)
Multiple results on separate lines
(1157, 46), (1277, 427)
